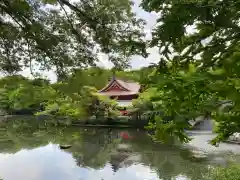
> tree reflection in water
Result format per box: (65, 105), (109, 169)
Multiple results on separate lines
(0, 120), (233, 180)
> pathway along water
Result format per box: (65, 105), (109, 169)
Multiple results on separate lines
(0, 127), (239, 180)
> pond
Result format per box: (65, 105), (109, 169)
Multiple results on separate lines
(0, 126), (239, 180)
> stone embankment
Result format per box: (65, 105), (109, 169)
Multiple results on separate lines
(228, 133), (240, 144)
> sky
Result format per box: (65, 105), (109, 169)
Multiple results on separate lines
(21, 0), (160, 82)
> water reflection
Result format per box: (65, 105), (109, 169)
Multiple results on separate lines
(0, 144), (82, 180)
(0, 127), (237, 180)
(0, 144), (160, 180)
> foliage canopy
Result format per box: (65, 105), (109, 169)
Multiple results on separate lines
(0, 0), (147, 77)
(137, 0), (240, 144)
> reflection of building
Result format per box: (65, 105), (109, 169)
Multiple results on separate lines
(109, 152), (132, 172)
(98, 75), (141, 107)
(109, 143), (140, 172)
(110, 162), (120, 172)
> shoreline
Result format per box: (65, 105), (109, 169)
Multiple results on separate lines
(71, 123), (134, 128)
(0, 114), (146, 129)
(224, 140), (240, 145)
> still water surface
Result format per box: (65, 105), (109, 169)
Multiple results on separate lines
(0, 127), (239, 180)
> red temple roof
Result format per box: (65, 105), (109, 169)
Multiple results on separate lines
(98, 77), (140, 96)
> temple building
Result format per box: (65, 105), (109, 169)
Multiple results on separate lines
(98, 75), (141, 107)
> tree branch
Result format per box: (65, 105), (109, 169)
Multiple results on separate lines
(57, 0), (86, 42)
(58, 0), (97, 25)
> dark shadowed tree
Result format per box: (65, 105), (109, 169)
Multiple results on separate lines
(0, 0), (147, 77)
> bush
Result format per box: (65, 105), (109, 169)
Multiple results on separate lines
(204, 165), (240, 180)
(116, 116), (130, 123)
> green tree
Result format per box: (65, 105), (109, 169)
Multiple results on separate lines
(129, 87), (157, 122)
(140, 0), (240, 144)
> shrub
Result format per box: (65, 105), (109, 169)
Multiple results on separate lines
(204, 164), (240, 180)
